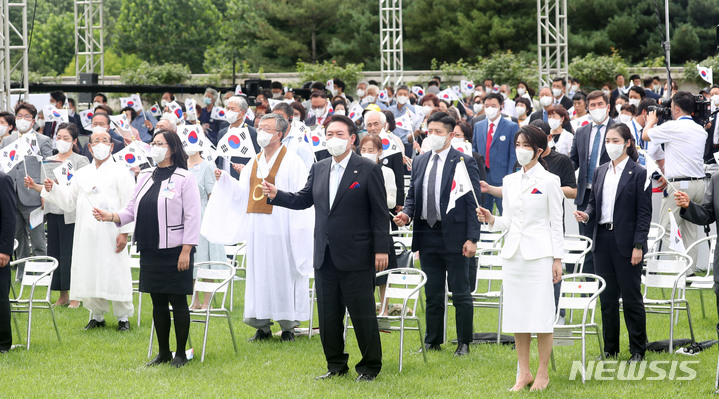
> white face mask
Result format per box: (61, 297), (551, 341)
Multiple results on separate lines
(225, 110), (239, 125)
(272, 92), (282, 99)
(570, 85), (578, 92)
(365, 95), (376, 104)
(548, 118), (562, 130)
(91, 143), (111, 161)
(330, 88), (338, 97)
(712, 94), (719, 106)
(426, 134), (449, 152)
(484, 106), (500, 120)
(257, 129), (274, 148)
(312, 107), (325, 117)
(515, 147), (535, 166)
(36, 119), (45, 127)
(16, 119), (32, 133)
(552, 88), (563, 98)
(515, 106), (526, 117)
(590, 107), (607, 124)
(628, 98), (641, 108)
(605, 142), (626, 161)
(361, 152), (378, 162)
(91, 125), (108, 135)
(423, 105), (434, 115)
(185, 149), (199, 156)
(516, 88), (526, 96)
(500, 92), (508, 100)
(396, 95), (409, 105)
(326, 137), (349, 156)
(539, 96), (553, 107)
(356, 89), (365, 98)
(151, 145), (169, 163)
(334, 109), (346, 116)
(653, 84), (661, 91)
(0, 125), (7, 135)
(56, 140), (73, 154)
(473, 103), (483, 114)
(615, 104), (623, 113)
(160, 100), (169, 107)
(618, 114), (633, 124)
(602, 89), (611, 97)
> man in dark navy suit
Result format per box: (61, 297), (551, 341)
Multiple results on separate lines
(263, 115), (390, 382)
(0, 170), (17, 353)
(395, 111), (481, 356)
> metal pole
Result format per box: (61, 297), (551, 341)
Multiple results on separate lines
(664, 0), (671, 100)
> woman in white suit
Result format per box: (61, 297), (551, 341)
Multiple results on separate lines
(477, 125), (564, 391)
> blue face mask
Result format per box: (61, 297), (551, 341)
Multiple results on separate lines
(203, 97), (212, 106)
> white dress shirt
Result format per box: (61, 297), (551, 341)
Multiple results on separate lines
(421, 146), (450, 221)
(646, 116), (707, 179)
(329, 152), (351, 207)
(586, 118), (609, 189)
(599, 157), (628, 224)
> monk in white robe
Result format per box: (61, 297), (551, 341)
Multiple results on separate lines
(41, 129), (135, 331)
(202, 114), (313, 341)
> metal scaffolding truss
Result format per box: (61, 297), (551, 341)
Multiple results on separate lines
(0, 0), (29, 111)
(379, 0), (403, 88)
(537, 0), (568, 88)
(74, 0), (104, 82)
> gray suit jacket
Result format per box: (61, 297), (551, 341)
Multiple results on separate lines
(0, 130), (53, 207)
(681, 173), (719, 292)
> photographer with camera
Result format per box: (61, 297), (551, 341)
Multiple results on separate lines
(643, 91), (708, 273)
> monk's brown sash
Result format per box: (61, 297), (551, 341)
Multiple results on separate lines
(246, 146), (287, 214)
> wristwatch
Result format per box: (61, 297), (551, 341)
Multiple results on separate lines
(634, 243), (643, 250)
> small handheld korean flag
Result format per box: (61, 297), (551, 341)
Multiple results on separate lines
(451, 138), (473, 154)
(446, 158), (473, 213)
(178, 125), (206, 153)
(637, 147), (658, 190)
(113, 141), (149, 168)
(437, 88), (457, 102)
(310, 128), (327, 153)
(452, 85), (462, 99)
(217, 127), (256, 158)
(326, 79), (334, 91)
(460, 80), (475, 93)
(347, 102), (364, 122)
(697, 65), (713, 86)
(120, 94), (143, 112)
(246, 107), (255, 122)
(185, 98), (197, 118)
(168, 101), (183, 120)
(394, 112), (413, 131)
(378, 89), (389, 103)
(110, 114), (131, 132)
(79, 109), (94, 129)
(668, 210), (686, 253)
(267, 99), (282, 111)
(234, 84), (243, 95)
(44, 105), (69, 123)
(52, 161), (75, 186)
(378, 131), (402, 158)
(210, 107), (228, 121)
(149, 103), (162, 117)
(412, 86), (425, 99)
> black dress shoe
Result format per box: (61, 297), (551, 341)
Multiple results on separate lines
(424, 343), (441, 352)
(247, 329), (272, 342)
(146, 353), (172, 367)
(280, 331), (295, 342)
(454, 343), (470, 356)
(628, 353), (645, 363)
(171, 356), (189, 368)
(0, 348), (8, 354)
(315, 371), (347, 380)
(356, 373), (376, 382)
(597, 352), (618, 361)
(84, 319), (106, 330)
(117, 321), (130, 332)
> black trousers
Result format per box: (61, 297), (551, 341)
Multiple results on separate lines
(316, 247), (382, 376)
(0, 265), (11, 350)
(594, 227), (647, 355)
(417, 221), (473, 345)
(46, 214), (75, 291)
(577, 189), (596, 275)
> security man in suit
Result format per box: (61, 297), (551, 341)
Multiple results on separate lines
(0, 169), (16, 353)
(395, 111), (482, 356)
(262, 114), (390, 382)
(569, 90), (615, 275)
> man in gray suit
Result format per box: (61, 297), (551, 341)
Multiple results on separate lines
(1, 103), (52, 266)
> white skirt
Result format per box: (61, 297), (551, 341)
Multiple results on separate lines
(501, 253), (555, 333)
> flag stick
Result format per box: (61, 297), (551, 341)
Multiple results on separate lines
(23, 159), (29, 190)
(638, 147), (679, 193)
(459, 157), (480, 208)
(564, 196), (577, 212)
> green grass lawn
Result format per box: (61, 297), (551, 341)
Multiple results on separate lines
(1, 266), (718, 398)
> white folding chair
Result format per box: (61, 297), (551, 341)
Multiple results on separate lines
(552, 273), (605, 384)
(477, 225), (506, 251)
(127, 242), (143, 327)
(390, 229), (413, 251)
(648, 222), (666, 253)
(642, 252), (695, 352)
(562, 234), (592, 274)
(148, 261), (238, 362)
(468, 248), (504, 344)
(374, 268), (428, 372)
(685, 235), (716, 318)
(9, 256), (61, 350)
(225, 242), (247, 311)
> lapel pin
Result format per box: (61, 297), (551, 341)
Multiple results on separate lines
(354, 170), (358, 174)
(628, 171), (633, 175)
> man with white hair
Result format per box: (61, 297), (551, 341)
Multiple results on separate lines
(361, 85), (388, 110)
(356, 81), (369, 103)
(42, 129), (135, 331)
(363, 110), (406, 212)
(154, 118), (176, 133)
(216, 96), (260, 179)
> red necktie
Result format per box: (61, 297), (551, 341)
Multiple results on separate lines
(485, 122), (494, 168)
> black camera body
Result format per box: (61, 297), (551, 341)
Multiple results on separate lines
(647, 95), (711, 126)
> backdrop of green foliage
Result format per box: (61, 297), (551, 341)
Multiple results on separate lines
(121, 62), (192, 85)
(683, 55), (719, 87)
